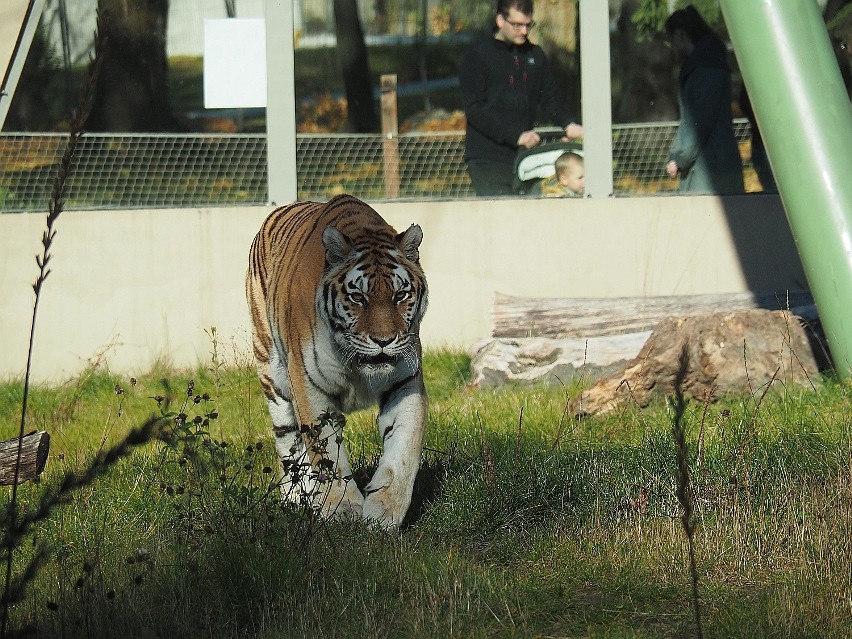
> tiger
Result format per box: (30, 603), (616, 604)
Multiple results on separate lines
(246, 194), (429, 530)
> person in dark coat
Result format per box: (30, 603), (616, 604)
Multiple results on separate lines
(664, 5), (744, 195)
(459, 0), (582, 196)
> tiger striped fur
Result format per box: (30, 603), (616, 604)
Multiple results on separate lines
(246, 194), (428, 529)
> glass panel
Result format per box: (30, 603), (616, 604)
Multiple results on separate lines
(2, 0), (587, 206)
(609, 1), (756, 196)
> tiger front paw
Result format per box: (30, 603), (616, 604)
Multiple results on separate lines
(320, 480), (364, 522)
(362, 483), (410, 530)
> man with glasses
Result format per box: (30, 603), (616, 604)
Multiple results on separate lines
(460, 0), (582, 196)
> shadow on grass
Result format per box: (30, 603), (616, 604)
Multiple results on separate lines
(350, 451), (451, 532)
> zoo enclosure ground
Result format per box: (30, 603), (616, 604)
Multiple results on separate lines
(1, 351), (851, 638)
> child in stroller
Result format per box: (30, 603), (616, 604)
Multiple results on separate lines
(512, 140), (584, 197)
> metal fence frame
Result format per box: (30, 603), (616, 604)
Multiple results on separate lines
(0, 120), (754, 212)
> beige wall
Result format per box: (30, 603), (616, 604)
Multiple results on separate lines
(1, 194), (805, 382)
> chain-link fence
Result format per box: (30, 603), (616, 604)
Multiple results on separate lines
(295, 131), (472, 200)
(0, 133), (268, 211)
(0, 121), (754, 212)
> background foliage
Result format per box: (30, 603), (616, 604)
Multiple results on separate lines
(6, 0), (849, 134)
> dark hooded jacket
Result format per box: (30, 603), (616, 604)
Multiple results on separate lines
(668, 34), (744, 194)
(459, 35), (575, 166)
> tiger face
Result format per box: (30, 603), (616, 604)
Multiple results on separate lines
(246, 194), (429, 529)
(321, 224), (426, 377)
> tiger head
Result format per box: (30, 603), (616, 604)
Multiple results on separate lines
(321, 223), (428, 376)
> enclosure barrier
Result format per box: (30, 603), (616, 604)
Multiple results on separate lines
(0, 121), (756, 213)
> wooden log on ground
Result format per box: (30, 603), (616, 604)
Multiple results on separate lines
(0, 431), (50, 485)
(469, 332), (653, 388)
(493, 290), (814, 338)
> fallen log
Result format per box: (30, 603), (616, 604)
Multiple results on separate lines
(0, 431), (50, 485)
(469, 332), (652, 388)
(493, 290), (814, 338)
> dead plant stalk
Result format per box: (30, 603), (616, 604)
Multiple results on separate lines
(1, 23), (107, 638)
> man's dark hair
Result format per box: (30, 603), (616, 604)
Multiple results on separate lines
(664, 4), (713, 43)
(497, 0), (533, 18)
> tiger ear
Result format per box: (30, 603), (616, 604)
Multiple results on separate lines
(396, 224), (423, 262)
(323, 226), (353, 265)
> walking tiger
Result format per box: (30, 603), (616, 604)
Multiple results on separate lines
(246, 194), (428, 529)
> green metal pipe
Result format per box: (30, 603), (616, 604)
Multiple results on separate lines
(719, 0), (852, 378)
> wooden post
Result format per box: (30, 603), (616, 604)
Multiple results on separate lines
(381, 74), (400, 198)
(0, 431), (50, 485)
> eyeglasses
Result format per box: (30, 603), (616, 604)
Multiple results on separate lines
(502, 16), (535, 31)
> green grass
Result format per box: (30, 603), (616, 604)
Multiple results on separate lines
(1, 351), (851, 638)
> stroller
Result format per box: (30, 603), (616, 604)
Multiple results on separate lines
(512, 140), (584, 195)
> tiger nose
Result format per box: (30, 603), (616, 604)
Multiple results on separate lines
(373, 337), (394, 348)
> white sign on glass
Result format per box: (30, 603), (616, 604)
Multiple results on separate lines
(203, 18), (267, 108)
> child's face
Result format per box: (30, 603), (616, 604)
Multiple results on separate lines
(558, 162), (585, 194)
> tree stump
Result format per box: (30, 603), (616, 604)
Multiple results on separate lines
(0, 431), (50, 485)
(568, 309), (824, 416)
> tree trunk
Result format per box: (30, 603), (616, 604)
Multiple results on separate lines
(333, 0), (378, 132)
(535, 0), (580, 118)
(87, 0), (181, 132)
(611, 0), (678, 123)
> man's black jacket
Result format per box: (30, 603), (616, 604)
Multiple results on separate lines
(459, 36), (575, 166)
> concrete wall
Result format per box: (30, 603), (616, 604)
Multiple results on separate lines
(0, 194), (806, 382)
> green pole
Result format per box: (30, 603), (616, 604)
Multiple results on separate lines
(719, 0), (852, 378)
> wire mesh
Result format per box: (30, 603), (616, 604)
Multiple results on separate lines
(0, 133), (267, 212)
(612, 120), (753, 194)
(295, 132), (473, 200)
(296, 134), (385, 200)
(0, 121), (755, 212)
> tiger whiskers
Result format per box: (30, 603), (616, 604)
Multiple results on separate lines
(338, 341), (361, 369)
